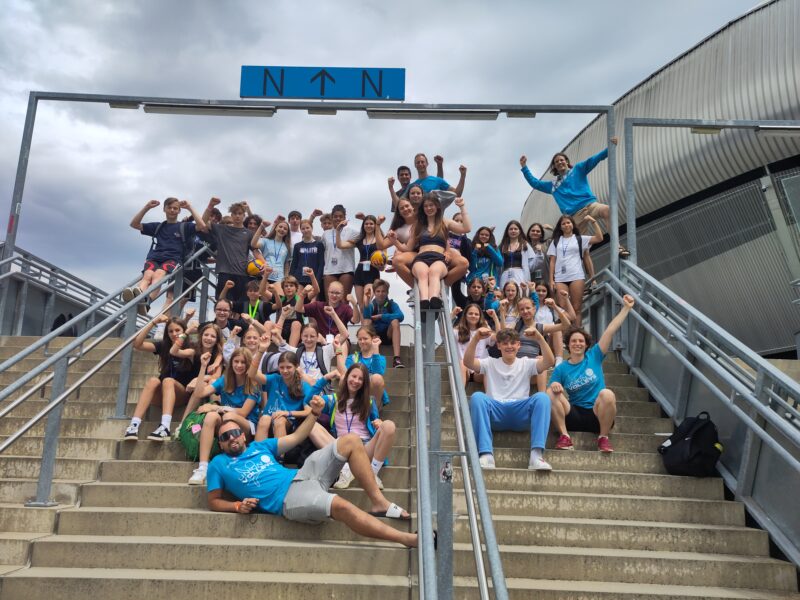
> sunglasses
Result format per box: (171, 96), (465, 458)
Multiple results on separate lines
(218, 428), (243, 443)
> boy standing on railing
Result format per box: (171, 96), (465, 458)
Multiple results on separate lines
(123, 198), (207, 312)
(463, 327), (555, 470)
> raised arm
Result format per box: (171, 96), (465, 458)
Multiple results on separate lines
(323, 304), (350, 339)
(201, 197), (221, 224)
(598, 294), (635, 353)
(251, 221), (268, 251)
(387, 177), (401, 212)
(463, 327), (491, 373)
(130, 200), (159, 231)
(169, 331), (195, 358)
(585, 216), (604, 245)
(276, 395), (325, 455)
(446, 197), (471, 235)
(347, 294), (362, 325)
(336, 221), (357, 250)
(180, 200), (207, 232)
(133, 313), (168, 352)
(454, 164), (467, 197)
(519, 156), (554, 194)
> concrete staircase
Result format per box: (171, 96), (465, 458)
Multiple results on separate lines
(0, 335), (798, 598)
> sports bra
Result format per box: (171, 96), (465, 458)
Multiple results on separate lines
(417, 231), (447, 250)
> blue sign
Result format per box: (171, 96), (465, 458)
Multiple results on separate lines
(240, 66), (405, 101)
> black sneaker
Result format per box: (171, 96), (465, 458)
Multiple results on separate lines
(393, 356), (405, 369)
(147, 424), (170, 441)
(420, 299), (430, 310)
(430, 297), (443, 310)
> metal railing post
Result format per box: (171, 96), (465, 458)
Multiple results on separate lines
(199, 264), (210, 322)
(736, 372), (767, 500)
(423, 310), (441, 514)
(113, 305), (140, 419)
(41, 289), (56, 336)
(436, 452), (454, 600)
(26, 355), (69, 507)
(623, 117), (637, 264)
(171, 266), (184, 317)
(606, 106), (620, 279)
(12, 278), (29, 336)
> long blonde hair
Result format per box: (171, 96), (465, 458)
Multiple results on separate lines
(224, 348), (258, 396)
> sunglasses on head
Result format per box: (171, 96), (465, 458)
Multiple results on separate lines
(218, 428), (243, 443)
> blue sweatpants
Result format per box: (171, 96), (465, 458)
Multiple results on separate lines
(469, 391), (551, 455)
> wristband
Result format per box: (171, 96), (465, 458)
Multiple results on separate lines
(234, 501), (241, 513)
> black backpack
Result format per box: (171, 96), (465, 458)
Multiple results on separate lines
(658, 411), (723, 477)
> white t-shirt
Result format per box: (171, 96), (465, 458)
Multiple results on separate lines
(478, 356), (539, 401)
(546, 235), (592, 283)
(323, 227), (359, 275)
(534, 305), (558, 326)
(279, 342), (336, 379)
(290, 230), (303, 248)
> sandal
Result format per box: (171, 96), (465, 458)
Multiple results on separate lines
(368, 502), (411, 521)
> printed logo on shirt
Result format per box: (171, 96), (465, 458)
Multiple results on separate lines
(299, 247), (318, 255)
(565, 371), (598, 394)
(233, 457), (271, 485)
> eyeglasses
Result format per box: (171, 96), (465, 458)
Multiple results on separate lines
(215, 308), (230, 313)
(218, 428), (243, 443)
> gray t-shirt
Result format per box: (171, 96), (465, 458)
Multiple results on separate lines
(322, 227), (359, 275)
(210, 224), (252, 275)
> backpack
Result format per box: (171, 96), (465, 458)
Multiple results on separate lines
(149, 221), (194, 264)
(658, 411), (723, 477)
(177, 407), (221, 461)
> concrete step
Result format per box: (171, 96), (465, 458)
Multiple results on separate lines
(0, 532), (45, 565)
(0, 436), (119, 459)
(116, 438), (413, 466)
(458, 467), (722, 499)
(0, 456), (101, 480)
(0, 418), (125, 439)
(457, 489), (744, 526)
(4, 358), (156, 375)
(0, 567), (412, 600)
(404, 385), (652, 406)
(97, 460), (411, 489)
(0, 504), (59, 533)
(450, 430), (668, 453)
(471, 448), (668, 474)
(55, 507), (412, 542)
(453, 576), (800, 599)
(0, 386), (140, 405)
(0, 479), (86, 505)
(80, 482), (411, 511)
(29, 535), (410, 575)
(456, 514), (769, 555)
(454, 543), (798, 591)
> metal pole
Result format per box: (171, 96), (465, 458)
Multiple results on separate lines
(436, 453), (454, 600)
(0, 93), (38, 324)
(424, 310), (440, 514)
(199, 264), (210, 323)
(623, 118), (637, 264)
(42, 289), (56, 336)
(12, 278), (29, 336)
(26, 355), (68, 507)
(170, 265), (184, 317)
(113, 304), (140, 418)
(606, 107), (620, 279)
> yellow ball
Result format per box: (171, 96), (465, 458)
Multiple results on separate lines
(247, 258), (265, 277)
(370, 250), (388, 270)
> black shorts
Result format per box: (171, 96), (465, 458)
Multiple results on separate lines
(216, 273), (249, 303)
(354, 265), (380, 287)
(565, 404), (614, 434)
(281, 318), (304, 339)
(412, 251), (445, 268)
(143, 259), (177, 274)
(376, 327), (392, 346)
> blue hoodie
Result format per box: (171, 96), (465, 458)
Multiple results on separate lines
(521, 148), (608, 215)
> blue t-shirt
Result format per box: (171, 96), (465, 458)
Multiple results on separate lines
(206, 438), (297, 515)
(549, 345), (606, 409)
(411, 176), (451, 194)
(141, 221), (197, 263)
(262, 373), (325, 416)
(211, 377), (260, 424)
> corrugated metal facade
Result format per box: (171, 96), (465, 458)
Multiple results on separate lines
(521, 0), (800, 354)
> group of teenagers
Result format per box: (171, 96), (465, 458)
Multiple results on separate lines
(116, 140), (635, 548)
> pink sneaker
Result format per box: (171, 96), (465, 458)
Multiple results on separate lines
(597, 436), (614, 453)
(554, 434), (574, 450)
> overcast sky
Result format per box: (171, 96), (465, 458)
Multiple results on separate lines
(0, 0), (761, 310)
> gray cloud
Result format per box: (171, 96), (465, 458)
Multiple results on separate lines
(1, 0), (759, 305)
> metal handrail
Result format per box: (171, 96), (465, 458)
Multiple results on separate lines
(412, 286), (437, 600)
(0, 279), (204, 456)
(0, 245), (209, 392)
(439, 289), (508, 600)
(0, 319), (125, 421)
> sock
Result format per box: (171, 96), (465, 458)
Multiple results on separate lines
(598, 435), (608, 440)
(371, 458), (383, 475)
(130, 417), (142, 428)
(161, 414), (172, 429)
(530, 448), (543, 463)
(198, 461), (208, 471)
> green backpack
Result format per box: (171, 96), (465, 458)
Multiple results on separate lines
(177, 407), (221, 461)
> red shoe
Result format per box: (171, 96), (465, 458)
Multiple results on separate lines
(597, 436), (614, 453)
(554, 434), (574, 450)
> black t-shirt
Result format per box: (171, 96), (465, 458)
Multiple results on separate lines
(232, 300), (273, 323)
(152, 340), (198, 386)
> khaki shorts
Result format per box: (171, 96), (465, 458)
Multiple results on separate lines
(282, 440), (346, 524)
(572, 202), (605, 234)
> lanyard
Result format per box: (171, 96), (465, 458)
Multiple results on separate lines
(248, 300), (260, 320)
(301, 351), (317, 372)
(561, 236), (571, 259)
(268, 239), (282, 268)
(344, 407), (357, 433)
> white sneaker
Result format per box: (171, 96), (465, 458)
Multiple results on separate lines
(374, 473), (384, 490)
(333, 469), (355, 489)
(188, 466), (207, 485)
(528, 457), (553, 471)
(478, 454), (496, 469)
(122, 424), (139, 441)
